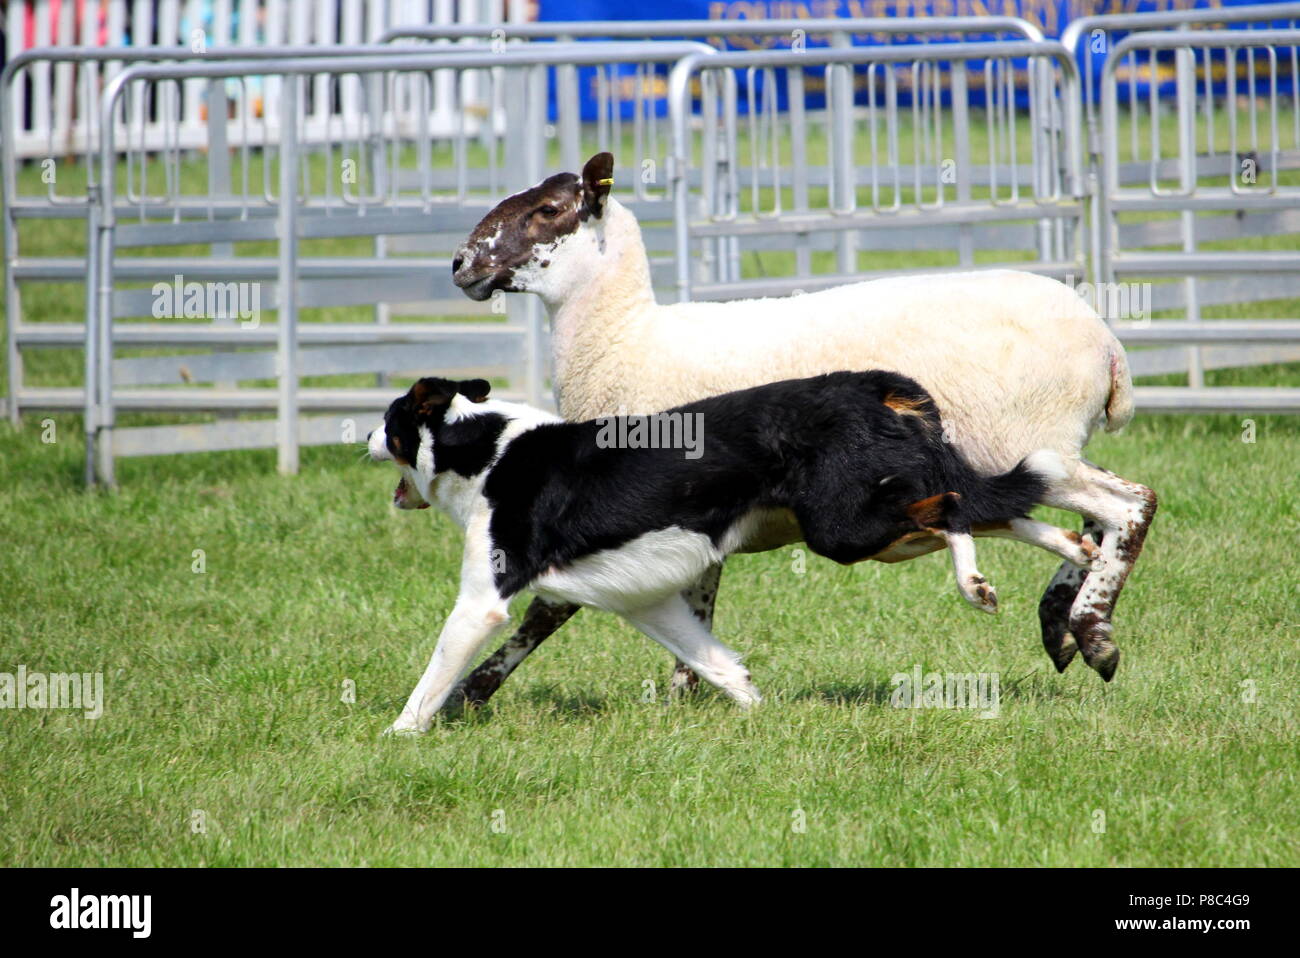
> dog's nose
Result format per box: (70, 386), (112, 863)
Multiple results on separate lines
(366, 430), (373, 441)
(451, 256), (463, 274)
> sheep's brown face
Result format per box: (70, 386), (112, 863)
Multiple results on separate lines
(451, 153), (614, 302)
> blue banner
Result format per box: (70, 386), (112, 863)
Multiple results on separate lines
(537, 0), (1299, 119)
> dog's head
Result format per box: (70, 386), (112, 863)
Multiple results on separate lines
(368, 377), (500, 509)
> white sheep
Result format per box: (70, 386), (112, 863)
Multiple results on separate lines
(444, 152), (1156, 705)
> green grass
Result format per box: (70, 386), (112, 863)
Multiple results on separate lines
(2, 109), (1299, 867)
(1, 409), (1298, 866)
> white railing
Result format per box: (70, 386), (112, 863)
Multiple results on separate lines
(4, 0), (523, 158)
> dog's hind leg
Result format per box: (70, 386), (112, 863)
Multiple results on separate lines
(974, 517), (1102, 570)
(666, 562), (722, 696)
(442, 598), (580, 714)
(623, 593), (760, 708)
(942, 531), (999, 614)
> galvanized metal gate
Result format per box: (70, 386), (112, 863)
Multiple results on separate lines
(667, 39), (1084, 301)
(1097, 27), (1300, 414)
(81, 42), (714, 485)
(1063, 2), (1300, 408)
(4, 12), (1300, 488)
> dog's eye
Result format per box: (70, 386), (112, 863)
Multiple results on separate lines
(537, 205), (559, 217)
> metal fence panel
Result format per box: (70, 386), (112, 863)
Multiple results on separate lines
(668, 39), (1085, 302)
(83, 43), (715, 485)
(1099, 28), (1300, 412)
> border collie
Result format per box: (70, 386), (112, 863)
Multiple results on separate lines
(368, 371), (1097, 733)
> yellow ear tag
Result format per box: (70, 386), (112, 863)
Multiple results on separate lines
(597, 177), (614, 186)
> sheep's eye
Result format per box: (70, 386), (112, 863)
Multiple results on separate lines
(537, 205), (559, 217)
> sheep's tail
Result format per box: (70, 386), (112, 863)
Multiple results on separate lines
(959, 449), (1066, 525)
(1104, 344), (1136, 434)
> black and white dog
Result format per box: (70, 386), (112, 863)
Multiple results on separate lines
(369, 371), (1098, 733)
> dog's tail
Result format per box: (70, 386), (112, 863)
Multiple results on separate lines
(957, 449), (1066, 526)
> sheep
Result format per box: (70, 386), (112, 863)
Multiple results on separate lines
(441, 152), (1157, 708)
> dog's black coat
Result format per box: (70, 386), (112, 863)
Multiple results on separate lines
(384, 371), (1048, 600)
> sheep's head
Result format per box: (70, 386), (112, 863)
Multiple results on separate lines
(452, 153), (614, 303)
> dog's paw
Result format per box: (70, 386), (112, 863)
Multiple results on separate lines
(728, 677), (763, 709)
(961, 575), (999, 614)
(382, 719), (424, 738)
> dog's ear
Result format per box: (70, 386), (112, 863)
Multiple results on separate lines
(409, 377), (456, 418)
(904, 491), (962, 530)
(581, 152), (614, 219)
(458, 378), (491, 403)
(437, 401), (503, 462)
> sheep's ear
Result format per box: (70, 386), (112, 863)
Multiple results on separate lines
(581, 152), (614, 219)
(905, 491), (962, 530)
(457, 379), (491, 403)
(410, 377), (455, 418)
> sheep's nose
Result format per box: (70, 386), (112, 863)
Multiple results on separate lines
(451, 256), (464, 274)
(366, 430), (373, 441)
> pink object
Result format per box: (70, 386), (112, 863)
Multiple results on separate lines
(23, 0), (109, 48)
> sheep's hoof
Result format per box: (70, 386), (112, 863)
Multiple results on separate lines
(1073, 615), (1121, 682)
(1088, 644), (1120, 682)
(1038, 582), (1082, 672)
(1045, 631), (1079, 673)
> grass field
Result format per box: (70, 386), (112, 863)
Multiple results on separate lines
(2, 125), (1299, 866)
(2, 407), (1298, 866)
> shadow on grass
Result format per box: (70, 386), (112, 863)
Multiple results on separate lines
(523, 686), (612, 719)
(414, 686), (614, 728)
(997, 668), (1094, 702)
(380, 666), (1090, 733)
(790, 667), (1087, 708)
(790, 678), (898, 707)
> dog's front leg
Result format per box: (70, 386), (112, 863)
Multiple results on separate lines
(387, 517), (511, 734)
(386, 597), (510, 735)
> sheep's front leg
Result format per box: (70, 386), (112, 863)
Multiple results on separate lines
(387, 597), (511, 735)
(441, 598), (580, 714)
(666, 562), (722, 696)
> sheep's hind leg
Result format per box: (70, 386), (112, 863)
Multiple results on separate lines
(1040, 464), (1157, 681)
(666, 562), (722, 697)
(441, 597), (580, 714)
(1036, 519), (1102, 673)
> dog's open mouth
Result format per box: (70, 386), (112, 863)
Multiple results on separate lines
(393, 476), (430, 509)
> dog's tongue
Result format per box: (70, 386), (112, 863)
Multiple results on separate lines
(394, 477), (430, 509)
